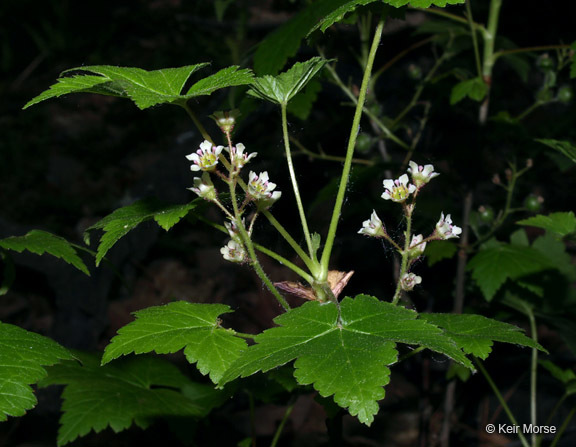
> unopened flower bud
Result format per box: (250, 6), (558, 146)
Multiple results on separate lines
(210, 110), (240, 135)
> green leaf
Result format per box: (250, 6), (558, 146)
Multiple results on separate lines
(287, 79), (322, 120)
(517, 212), (576, 237)
(450, 77), (488, 105)
(219, 295), (471, 425)
(40, 353), (215, 446)
(0, 230), (89, 275)
(248, 57), (330, 106)
(386, 0), (464, 6)
(0, 322), (74, 421)
(85, 198), (198, 266)
(102, 301), (247, 384)
(24, 64), (253, 110)
(308, 0), (380, 35)
(467, 244), (556, 301)
(535, 139), (576, 164)
(539, 360), (576, 395)
(420, 313), (546, 360)
(425, 240), (458, 266)
(532, 232), (576, 280)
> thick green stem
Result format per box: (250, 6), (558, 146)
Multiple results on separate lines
(475, 359), (530, 447)
(320, 17), (386, 278)
(280, 103), (316, 262)
(479, 0), (503, 124)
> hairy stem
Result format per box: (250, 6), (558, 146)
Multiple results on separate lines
(320, 17), (386, 277)
(280, 103), (316, 262)
(391, 206), (412, 305)
(479, 0), (503, 124)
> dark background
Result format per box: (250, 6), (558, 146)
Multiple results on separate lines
(1, 1), (575, 446)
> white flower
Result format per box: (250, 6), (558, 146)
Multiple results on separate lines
(382, 174), (417, 203)
(358, 210), (386, 237)
(188, 172), (216, 201)
(407, 161), (439, 188)
(220, 239), (246, 263)
(435, 212), (462, 239)
(225, 219), (244, 242)
(400, 273), (422, 291)
(229, 143), (257, 171)
(186, 140), (224, 172)
(248, 171), (282, 206)
(408, 234), (427, 258)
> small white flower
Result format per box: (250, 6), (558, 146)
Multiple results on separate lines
(400, 273), (422, 291)
(220, 239), (246, 263)
(408, 234), (427, 258)
(435, 212), (462, 239)
(248, 171), (282, 206)
(225, 219), (244, 242)
(358, 210), (386, 237)
(382, 174), (417, 203)
(188, 172), (216, 201)
(229, 143), (257, 171)
(186, 140), (224, 172)
(407, 161), (439, 188)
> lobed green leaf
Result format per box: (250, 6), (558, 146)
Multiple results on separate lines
(517, 211), (576, 237)
(467, 243), (556, 301)
(40, 353), (219, 446)
(102, 301), (247, 384)
(24, 64), (253, 110)
(0, 230), (89, 275)
(248, 57), (330, 106)
(84, 198), (198, 266)
(420, 313), (546, 360)
(220, 295), (471, 425)
(0, 322), (74, 421)
(450, 77), (488, 105)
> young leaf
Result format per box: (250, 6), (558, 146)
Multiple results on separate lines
(539, 359), (576, 396)
(219, 295), (471, 425)
(517, 212), (576, 237)
(24, 64), (253, 110)
(0, 322), (74, 421)
(248, 57), (330, 106)
(467, 243), (556, 301)
(0, 230), (89, 275)
(102, 301), (247, 384)
(450, 77), (488, 105)
(420, 313), (546, 360)
(40, 353), (216, 446)
(536, 139), (576, 164)
(84, 198), (198, 266)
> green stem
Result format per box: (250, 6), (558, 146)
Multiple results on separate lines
(494, 44), (571, 60)
(229, 179), (290, 310)
(528, 310), (538, 447)
(290, 135), (373, 166)
(398, 346), (425, 362)
(262, 210), (315, 272)
(550, 406), (576, 447)
(479, 0), (503, 124)
(197, 215), (313, 283)
(391, 206), (413, 305)
(181, 101), (214, 144)
(465, 0), (483, 78)
(270, 400), (296, 447)
(514, 101), (545, 121)
(320, 17), (386, 278)
(280, 103), (316, 262)
(475, 358), (530, 447)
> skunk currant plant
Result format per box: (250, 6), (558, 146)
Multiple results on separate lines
(2, 0), (575, 446)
